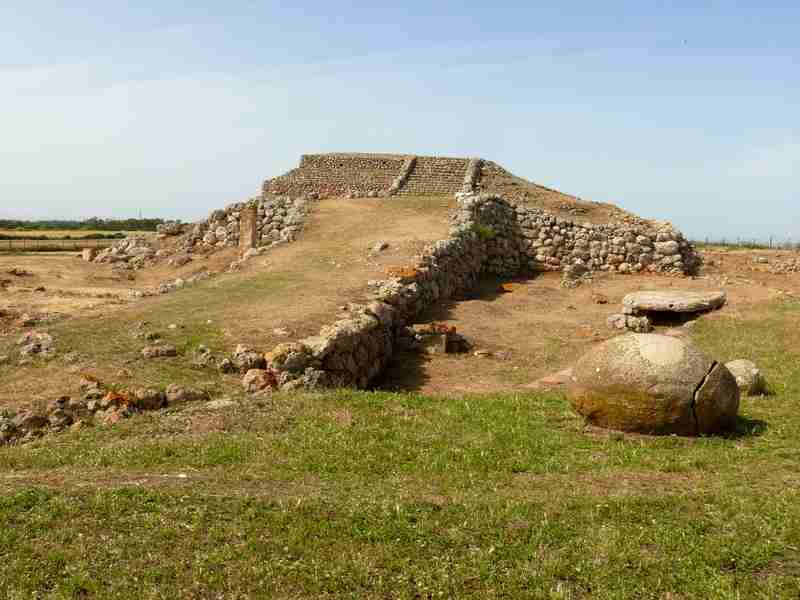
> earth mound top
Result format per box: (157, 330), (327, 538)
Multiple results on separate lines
(263, 153), (646, 225)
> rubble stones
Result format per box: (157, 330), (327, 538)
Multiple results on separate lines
(79, 375), (105, 400)
(132, 388), (167, 411)
(141, 344), (178, 359)
(561, 263), (592, 288)
(607, 313), (653, 333)
(0, 376), (215, 446)
(94, 236), (157, 270)
(167, 254), (192, 267)
(166, 384), (210, 403)
(232, 344), (267, 372)
(218, 358), (236, 374)
(17, 331), (56, 358)
(157, 221), (184, 236)
(243, 369), (276, 394)
(770, 258), (800, 274)
(12, 411), (50, 432)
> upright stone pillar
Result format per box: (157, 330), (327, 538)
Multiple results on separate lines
(239, 205), (259, 253)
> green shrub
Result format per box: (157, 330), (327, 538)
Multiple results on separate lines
(470, 223), (496, 241)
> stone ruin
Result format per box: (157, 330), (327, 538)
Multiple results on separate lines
(2, 152), (711, 444)
(242, 192), (701, 394)
(91, 152), (662, 275)
(82, 152), (704, 396)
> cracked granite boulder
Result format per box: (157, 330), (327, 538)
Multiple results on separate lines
(567, 333), (739, 435)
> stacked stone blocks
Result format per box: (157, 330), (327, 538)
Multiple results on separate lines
(263, 153), (481, 199)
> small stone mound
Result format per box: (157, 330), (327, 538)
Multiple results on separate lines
(725, 359), (767, 396)
(769, 258), (800, 274)
(17, 331), (56, 358)
(567, 333), (739, 435)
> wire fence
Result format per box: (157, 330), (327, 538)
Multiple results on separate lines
(692, 237), (800, 251)
(0, 238), (117, 253)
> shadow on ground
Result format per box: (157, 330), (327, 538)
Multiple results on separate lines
(727, 415), (769, 439)
(374, 274), (539, 392)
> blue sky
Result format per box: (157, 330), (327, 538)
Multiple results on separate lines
(1, 1), (798, 240)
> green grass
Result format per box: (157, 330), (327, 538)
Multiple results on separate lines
(1, 300), (800, 597)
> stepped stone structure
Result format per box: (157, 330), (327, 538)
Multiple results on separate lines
(263, 153), (487, 198)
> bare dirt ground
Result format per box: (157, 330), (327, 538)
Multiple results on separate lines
(379, 246), (800, 395)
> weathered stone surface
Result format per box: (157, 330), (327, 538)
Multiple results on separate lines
(567, 333), (739, 435)
(206, 398), (236, 410)
(232, 344), (267, 372)
(12, 411), (49, 432)
(17, 332), (56, 358)
(239, 205), (259, 252)
(242, 369), (275, 394)
(157, 221), (184, 236)
(607, 313), (653, 333)
(622, 290), (726, 316)
(82, 248), (98, 262)
(165, 384), (210, 404)
(141, 344), (177, 359)
(132, 388), (166, 411)
(725, 359), (767, 396)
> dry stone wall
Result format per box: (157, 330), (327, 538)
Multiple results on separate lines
(264, 153), (407, 198)
(458, 195), (700, 276)
(187, 194), (316, 251)
(253, 214), (489, 392)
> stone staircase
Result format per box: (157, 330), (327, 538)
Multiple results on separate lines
(395, 157), (471, 196)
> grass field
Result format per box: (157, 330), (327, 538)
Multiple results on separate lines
(1, 297), (798, 598)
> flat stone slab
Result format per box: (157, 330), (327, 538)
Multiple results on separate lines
(622, 290), (726, 315)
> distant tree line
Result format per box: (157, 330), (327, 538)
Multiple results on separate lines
(0, 217), (164, 232)
(0, 232), (127, 241)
